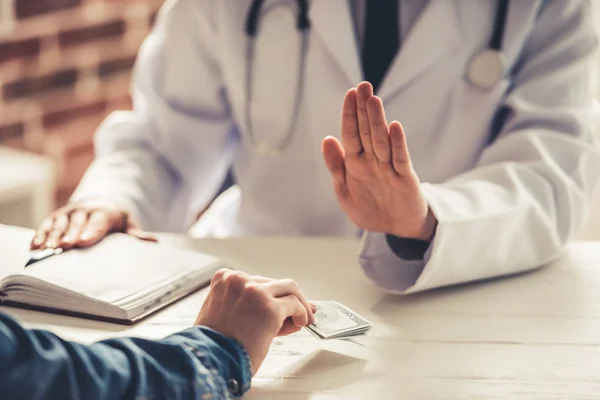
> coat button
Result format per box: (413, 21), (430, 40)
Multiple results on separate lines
(227, 378), (240, 395)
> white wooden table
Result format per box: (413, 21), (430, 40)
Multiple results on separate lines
(2, 235), (600, 399)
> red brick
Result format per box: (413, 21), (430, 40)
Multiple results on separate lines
(56, 187), (71, 208)
(4, 0), (166, 205)
(55, 156), (91, 206)
(58, 20), (126, 48)
(0, 123), (25, 142)
(43, 100), (108, 129)
(0, 38), (41, 63)
(2, 137), (27, 150)
(107, 94), (132, 111)
(56, 186), (75, 208)
(98, 55), (136, 78)
(45, 107), (107, 157)
(54, 144), (95, 205)
(68, 141), (95, 159)
(15, 0), (82, 19)
(149, 10), (158, 27)
(3, 69), (79, 100)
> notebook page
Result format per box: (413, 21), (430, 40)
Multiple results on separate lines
(19, 234), (223, 304)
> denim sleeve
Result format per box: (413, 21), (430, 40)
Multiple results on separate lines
(0, 313), (252, 399)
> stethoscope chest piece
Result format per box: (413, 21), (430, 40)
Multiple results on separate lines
(466, 49), (506, 92)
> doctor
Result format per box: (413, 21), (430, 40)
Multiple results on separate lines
(32, 1), (600, 293)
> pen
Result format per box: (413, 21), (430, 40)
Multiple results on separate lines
(25, 247), (63, 267)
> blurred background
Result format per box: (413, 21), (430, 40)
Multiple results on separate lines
(0, 0), (162, 228)
(0, 0), (599, 239)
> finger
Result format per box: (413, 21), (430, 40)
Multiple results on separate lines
(210, 270), (269, 290)
(249, 275), (272, 284)
(45, 213), (70, 249)
(322, 136), (349, 201)
(210, 268), (234, 289)
(310, 303), (317, 313)
(340, 89), (362, 157)
(357, 82), (374, 155)
(123, 213), (158, 242)
(31, 215), (55, 249)
(390, 121), (412, 175)
(277, 317), (303, 337)
(223, 270), (252, 297)
(60, 210), (89, 249)
(264, 279), (314, 324)
(77, 211), (112, 248)
(126, 228), (158, 243)
(366, 96), (391, 163)
(275, 294), (309, 330)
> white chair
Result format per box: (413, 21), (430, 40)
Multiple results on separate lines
(0, 147), (55, 229)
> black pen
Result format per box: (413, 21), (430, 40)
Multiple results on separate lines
(25, 247), (63, 267)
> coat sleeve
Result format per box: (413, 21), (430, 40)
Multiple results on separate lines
(0, 313), (252, 399)
(70, 0), (235, 232)
(360, 0), (600, 293)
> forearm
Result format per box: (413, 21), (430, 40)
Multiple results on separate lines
(71, 136), (180, 232)
(72, 0), (238, 233)
(359, 0), (600, 294)
(0, 314), (251, 399)
(361, 129), (600, 294)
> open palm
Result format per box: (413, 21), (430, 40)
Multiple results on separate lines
(322, 82), (436, 240)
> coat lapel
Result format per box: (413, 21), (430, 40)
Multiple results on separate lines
(377, 0), (462, 102)
(309, 1), (462, 99)
(310, 0), (362, 86)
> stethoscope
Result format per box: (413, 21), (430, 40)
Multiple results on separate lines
(245, 0), (310, 156)
(466, 0), (510, 91)
(244, 0), (509, 155)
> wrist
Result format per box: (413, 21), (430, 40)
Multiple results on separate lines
(192, 326), (253, 396)
(194, 321), (258, 376)
(390, 206), (437, 242)
(417, 207), (438, 241)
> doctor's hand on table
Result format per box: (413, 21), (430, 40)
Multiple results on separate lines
(322, 82), (437, 242)
(30, 198), (156, 250)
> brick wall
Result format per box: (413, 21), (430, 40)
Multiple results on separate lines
(0, 0), (164, 206)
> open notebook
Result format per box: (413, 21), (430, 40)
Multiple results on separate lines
(0, 224), (224, 324)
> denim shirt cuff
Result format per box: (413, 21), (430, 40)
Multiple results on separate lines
(177, 327), (252, 397)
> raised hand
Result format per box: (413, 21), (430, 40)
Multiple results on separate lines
(322, 82), (437, 240)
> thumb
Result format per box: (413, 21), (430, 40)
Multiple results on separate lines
(322, 136), (348, 199)
(277, 318), (303, 337)
(121, 213), (158, 242)
(127, 228), (158, 243)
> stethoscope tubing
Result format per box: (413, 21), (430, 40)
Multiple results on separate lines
(243, 0), (509, 154)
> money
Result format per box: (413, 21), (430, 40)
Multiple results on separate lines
(306, 301), (372, 340)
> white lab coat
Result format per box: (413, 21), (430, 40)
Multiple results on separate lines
(73, 0), (600, 293)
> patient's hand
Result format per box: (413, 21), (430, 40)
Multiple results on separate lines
(196, 270), (316, 375)
(30, 199), (156, 250)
